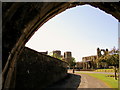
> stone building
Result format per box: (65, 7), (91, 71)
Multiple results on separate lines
(53, 50), (62, 59)
(82, 55), (97, 69)
(97, 48), (109, 58)
(82, 48), (109, 69)
(51, 50), (72, 65)
(96, 48), (109, 68)
(76, 62), (83, 69)
(63, 51), (72, 64)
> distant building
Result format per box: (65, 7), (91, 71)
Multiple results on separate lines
(52, 50), (62, 59)
(64, 52), (72, 58)
(82, 48), (109, 69)
(51, 50), (73, 65)
(82, 55), (97, 69)
(76, 62), (83, 69)
(97, 48), (109, 58)
(63, 51), (72, 64)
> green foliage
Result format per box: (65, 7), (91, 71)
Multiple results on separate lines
(105, 54), (119, 67)
(97, 47), (119, 80)
(50, 53), (62, 60)
(98, 47), (119, 68)
(69, 57), (76, 67)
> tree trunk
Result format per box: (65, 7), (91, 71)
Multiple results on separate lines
(114, 66), (117, 80)
(73, 66), (75, 73)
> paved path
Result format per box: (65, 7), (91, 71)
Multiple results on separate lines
(76, 73), (109, 88)
(46, 74), (81, 89)
(46, 72), (110, 88)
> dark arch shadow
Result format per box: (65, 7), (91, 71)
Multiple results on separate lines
(45, 73), (81, 89)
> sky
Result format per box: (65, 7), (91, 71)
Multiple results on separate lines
(25, 5), (118, 62)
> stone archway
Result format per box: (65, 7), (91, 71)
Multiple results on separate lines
(2, 2), (119, 88)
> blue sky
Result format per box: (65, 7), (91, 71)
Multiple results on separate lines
(26, 5), (118, 62)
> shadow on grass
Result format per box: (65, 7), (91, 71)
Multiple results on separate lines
(45, 73), (81, 89)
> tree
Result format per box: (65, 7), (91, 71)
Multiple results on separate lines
(104, 54), (119, 80)
(50, 53), (63, 60)
(69, 57), (76, 67)
(69, 57), (76, 73)
(98, 47), (119, 80)
(98, 56), (108, 69)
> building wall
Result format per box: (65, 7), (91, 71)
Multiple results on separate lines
(64, 52), (72, 58)
(16, 47), (68, 88)
(76, 62), (83, 69)
(64, 52), (72, 64)
(82, 55), (97, 69)
(53, 50), (61, 58)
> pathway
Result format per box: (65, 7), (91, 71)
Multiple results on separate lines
(76, 73), (109, 88)
(46, 74), (81, 89)
(46, 71), (110, 88)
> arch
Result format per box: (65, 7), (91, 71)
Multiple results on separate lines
(101, 49), (106, 55)
(2, 2), (119, 88)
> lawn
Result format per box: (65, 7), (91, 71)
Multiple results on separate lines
(76, 72), (118, 88)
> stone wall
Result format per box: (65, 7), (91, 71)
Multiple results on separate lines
(16, 47), (68, 89)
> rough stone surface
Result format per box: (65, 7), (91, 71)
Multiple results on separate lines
(16, 47), (68, 88)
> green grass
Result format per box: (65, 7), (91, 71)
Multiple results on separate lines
(77, 72), (118, 88)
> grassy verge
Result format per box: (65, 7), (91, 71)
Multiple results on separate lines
(76, 72), (118, 88)
(94, 69), (114, 72)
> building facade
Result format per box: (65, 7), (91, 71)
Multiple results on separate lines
(63, 51), (72, 64)
(53, 50), (62, 59)
(82, 55), (97, 69)
(82, 48), (109, 69)
(52, 50), (72, 65)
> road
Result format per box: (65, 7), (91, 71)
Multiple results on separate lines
(46, 74), (81, 89)
(47, 70), (110, 89)
(76, 73), (109, 88)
